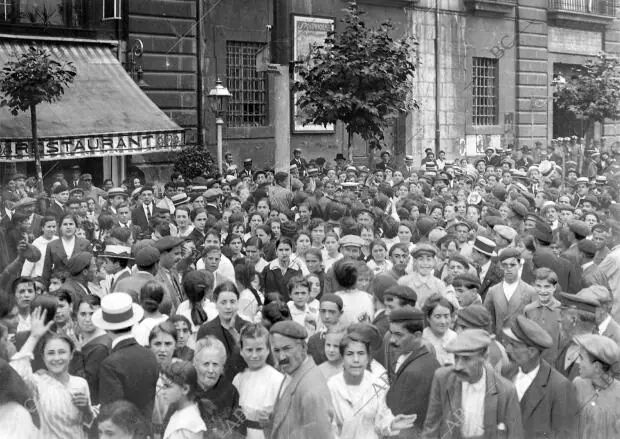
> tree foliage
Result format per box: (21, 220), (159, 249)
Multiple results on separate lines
(293, 1), (418, 159)
(554, 52), (620, 132)
(174, 145), (216, 179)
(0, 46), (76, 115)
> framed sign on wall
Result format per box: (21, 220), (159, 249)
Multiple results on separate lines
(292, 14), (335, 134)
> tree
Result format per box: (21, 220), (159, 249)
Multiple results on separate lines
(293, 1), (418, 163)
(173, 144), (217, 179)
(0, 46), (76, 192)
(554, 52), (620, 144)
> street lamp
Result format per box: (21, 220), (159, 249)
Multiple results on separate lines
(126, 39), (148, 88)
(207, 78), (231, 175)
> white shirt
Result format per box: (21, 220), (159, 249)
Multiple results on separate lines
(394, 353), (411, 374)
(461, 367), (486, 438)
(143, 203), (153, 219)
(111, 333), (135, 349)
(479, 260), (491, 282)
(581, 261), (594, 271)
(599, 314), (612, 335)
(21, 235), (57, 277)
(61, 236), (76, 259)
(502, 280), (519, 302)
(514, 364), (540, 401)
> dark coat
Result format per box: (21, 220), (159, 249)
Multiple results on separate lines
(386, 343), (440, 436)
(554, 343), (581, 382)
(307, 331), (327, 365)
(205, 204), (222, 220)
(98, 337), (159, 419)
(68, 333), (112, 404)
(581, 263), (609, 289)
(41, 237), (92, 285)
(522, 252), (581, 295)
(479, 261), (504, 303)
(503, 360), (578, 439)
(130, 203), (162, 235)
(260, 263), (303, 302)
(422, 363), (524, 439)
(45, 201), (65, 222)
(195, 375), (243, 434)
(196, 315), (248, 383)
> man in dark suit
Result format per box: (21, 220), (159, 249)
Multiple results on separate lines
(502, 316), (577, 439)
(46, 184), (69, 222)
(578, 240), (609, 289)
(386, 308), (440, 438)
(62, 252), (96, 310)
(578, 286), (620, 347)
(375, 150), (392, 171)
(239, 158), (254, 180)
(400, 155), (416, 179)
(422, 329), (524, 439)
(204, 188), (222, 220)
(130, 185), (161, 235)
(471, 236), (503, 302)
(13, 197), (43, 238)
(290, 148), (308, 177)
(94, 292), (159, 419)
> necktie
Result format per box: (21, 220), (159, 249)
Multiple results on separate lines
(146, 205), (152, 220)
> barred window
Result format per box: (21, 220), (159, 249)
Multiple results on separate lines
(226, 41), (267, 127)
(472, 57), (498, 126)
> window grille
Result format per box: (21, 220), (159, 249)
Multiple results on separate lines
(226, 41), (267, 127)
(472, 57), (499, 126)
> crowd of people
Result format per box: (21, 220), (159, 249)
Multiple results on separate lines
(0, 142), (619, 439)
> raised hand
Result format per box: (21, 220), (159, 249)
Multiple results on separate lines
(30, 307), (53, 339)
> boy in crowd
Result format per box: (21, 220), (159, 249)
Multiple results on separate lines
(307, 294), (344, 365)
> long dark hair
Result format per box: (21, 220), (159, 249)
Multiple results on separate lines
(182, 270), (214, 326)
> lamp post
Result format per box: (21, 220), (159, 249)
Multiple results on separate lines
(207, 78), (231, 175)
(126, 39), (148, 88)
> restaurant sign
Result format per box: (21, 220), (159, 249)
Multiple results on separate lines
(0, 130), (185, 162)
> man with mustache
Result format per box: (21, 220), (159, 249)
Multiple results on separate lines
(422, 329), (523, 439)
(385, 308), (439, 438)
(268, 320), (334, 439)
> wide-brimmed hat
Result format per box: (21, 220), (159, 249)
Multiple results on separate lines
(92, 292), (144, 331)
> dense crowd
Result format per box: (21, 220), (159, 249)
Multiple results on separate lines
(0, 142), (619, 439)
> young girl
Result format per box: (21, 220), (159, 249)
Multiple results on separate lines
(161, 361), (207, 439)
(233, 324), (284, 439)
(322, 232), (343, 271)
(366, 240), (392, 275)
(318, 328), (345, 380)
(287, 277), (318, 335)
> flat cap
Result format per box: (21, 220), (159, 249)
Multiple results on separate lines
(494, 225), (517, 242)
(153, 236), (185, 252)
(556, 204), (574, 212)
(452, 272), (481, 289)
(503, 315), (553, 351)
(577, 285), (612, 306)
(384, 285), (417, 303)
(574, 334), (620, 367)
(577, 239), (597, 258)
(485, 216), (505, 228)
(339, 235), (365, 248)
(456, 305), (491, 329)
(243, 158), (253, 164)
(13, 197), (37, 210)
(203, 188), (223, 201)
(445, 329), (492, 355)
(270, 320), (308, 339)
(108, 187), (128, 198)
(371, 275), (398, 303)
(509, 201), (528, 219)
(498, 247), (521, 262)
(492, 184), (507, 201)
(67, 251), (93, 276)
(80, 173), (92, 180)
(389, 308), (424, 323)
(140, 185), (154, 194)
(135, 246), (160, 266)
(559, 292), (597, 314)
(411, 243), (437, 259)
(53, 184), (70, 194)
(320, 293), (344, 311)
(417, 216), (437, 237)
(454, 221), (472, 231)
(568, 220), (590, 239)
(280, 222), (298, 238)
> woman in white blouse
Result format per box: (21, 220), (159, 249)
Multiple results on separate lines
(421, 293), (457, 367)
(11, 307), (94, 439)
(327, 333), (416, 439)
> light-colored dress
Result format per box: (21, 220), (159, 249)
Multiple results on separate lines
(163, 403), (207, 439)
(327, 371), (397, 439)
(10, 353), (93, 439)
(232, 364), (284, 439)
(574, 377), (620, 439)
(0, 402), (38, 439)
(422, 327), (457, 366)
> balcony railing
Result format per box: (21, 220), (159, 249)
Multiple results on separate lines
(548, 0), (615, 17)
(464, 0), (517, 15)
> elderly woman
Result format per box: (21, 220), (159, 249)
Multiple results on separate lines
(574, 334), (620, 439)
(193, 336), (243, 435)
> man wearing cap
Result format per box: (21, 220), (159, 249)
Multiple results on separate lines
(100, 245), (133, 295)
(105, 187), (129, 215)
(471, 236), (503, 302)
(13, 196), (43, 238)
(452, 273), (483, 307)
(46, 184), (69, 222)
(401, 155), (416, 178)
(484, 248), (535, 337)
(268, 320), (334, 439)
(307, 294), (345, 365)
(578, 285), (620, 347)
(555, 293), (599, 380)
(155, 182), (176, 215)
(113, 246), (160, 303)
(598, 223), (620, 321)
(96, 292), (159, 419)
(70, 164), (81, 188)
(493, 225), (517, 251)
(62, 252), (96, 306)
(375, 150), (392, 171)
(153, 236), (185, 314)
(79, 173), (106, 204)
(562, 220), (590, 266)
(398, 244), (446, 309)
(422, 329), (523, 439)
(131, 185), (161, 234)
(578, 239), (608, 289)
(386, 308), (440, 437)
(502, 316), (577, 439)
(239, 158), (254, 180)
(290, 148), (308, 177)
(455, 305), (509, 369)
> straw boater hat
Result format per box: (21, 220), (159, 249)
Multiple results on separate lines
(92, 292), (143, 331)
(100, 245), (133, 260)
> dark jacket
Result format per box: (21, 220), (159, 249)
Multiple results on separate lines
(196, 315), (248, 383)
(195, 375), (242, 434)
(130, 203), (162, 235)
(502, 360), (578, 439)
(386, 343), (440, 436)
(98, 337), (159, 419)
(422, 363), (524, 439)
(68, 333), (112, 404)
(479, 260), (504, 303)
(260, 262), (303, 302)
(41, 237), (92, 285)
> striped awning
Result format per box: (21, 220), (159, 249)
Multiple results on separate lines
(0, 39), (184, 162)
